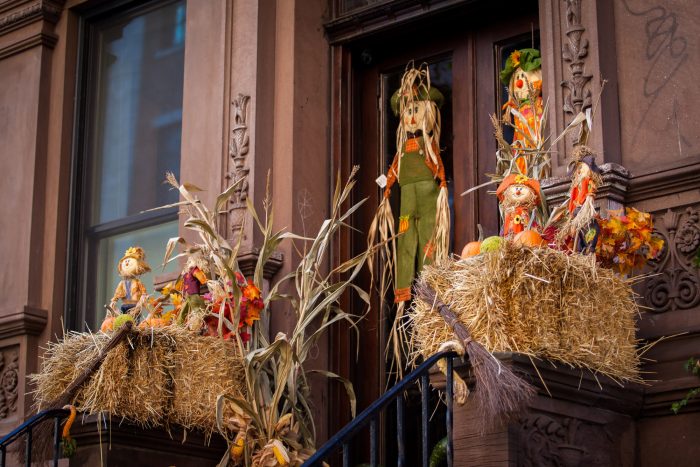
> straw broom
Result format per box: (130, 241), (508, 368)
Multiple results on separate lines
(414, 281), (535, 426)
(26, 321), (134, 462)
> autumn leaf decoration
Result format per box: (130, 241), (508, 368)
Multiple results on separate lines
(595, 207), (665, 275)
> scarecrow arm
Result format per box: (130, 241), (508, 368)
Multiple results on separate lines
(384, 153), (400, 198)
(434, 141), (447, 188)
(193, 267), (207, 284)
(111, 281), (125, 304)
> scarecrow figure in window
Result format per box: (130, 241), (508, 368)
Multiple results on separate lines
(378, 64), (450, 304)
(110, 246), (151, 313)
(545, 146), (602, 253)
(500, 48), (543, 176)
(496, 174), (541, 237)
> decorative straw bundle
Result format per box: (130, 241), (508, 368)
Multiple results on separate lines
(31, 326), (245, 438)
(409, 243), (642, 384)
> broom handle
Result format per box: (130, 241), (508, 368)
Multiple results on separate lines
(415, 282), (472, 347)
(48, 321), (133, 408)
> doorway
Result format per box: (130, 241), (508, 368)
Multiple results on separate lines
(329, 2), (539, 463)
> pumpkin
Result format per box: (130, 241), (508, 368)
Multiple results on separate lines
(514, 229), (546, 248)
(100, 316), (115, 333)
(139, 316), (167, 329)
(460, 241), (481, 258)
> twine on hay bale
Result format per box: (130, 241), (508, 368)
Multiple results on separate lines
(30, 326), (245, 438)
(409, 242), (642, 384)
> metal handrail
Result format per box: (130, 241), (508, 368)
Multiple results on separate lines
(304, 350), (462, 467)
(0, 408), (71, 467)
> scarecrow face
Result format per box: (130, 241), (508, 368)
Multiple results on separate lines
(503, 183), (536, 206)
(573, 162), (593, 185)
(119, 257), (139, 277)
(401, 100), (434, 134)
(511, 67), (542, 101)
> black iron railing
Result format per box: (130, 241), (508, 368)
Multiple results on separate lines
(304, 350), (461, 467)
(0, 408), (71, 467)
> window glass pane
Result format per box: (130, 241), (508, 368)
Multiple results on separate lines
(91, 220), (179, 329)
(90, 1), (186, 225)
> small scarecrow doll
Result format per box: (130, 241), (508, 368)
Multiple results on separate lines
(500, 48), (544, 175)
(379, 65), (449, 304)
(110, 246), (151, 313)
(545, 146), (602, 253)
(177, 250), (210, 324)
(496, 174), (542, 237)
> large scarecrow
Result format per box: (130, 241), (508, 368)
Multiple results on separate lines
(378, 64), (450, 303)
(368, 64), (451, 372)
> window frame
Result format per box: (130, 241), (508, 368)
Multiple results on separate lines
(65, 0), (184, 331)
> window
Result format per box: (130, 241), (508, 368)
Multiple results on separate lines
(68, 0), (186, 330)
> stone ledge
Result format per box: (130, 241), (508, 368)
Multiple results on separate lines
(235, 247), (284, 279)
(0, 306), (48, 340)
(0, 0), (63, 36)
(67, 416), (227, 467)
(430, 351), (643, 416)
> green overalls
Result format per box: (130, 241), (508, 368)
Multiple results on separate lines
(394, 138), (439, 302)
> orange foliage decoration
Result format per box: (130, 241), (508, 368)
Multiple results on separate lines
(595, 207), (665, 275)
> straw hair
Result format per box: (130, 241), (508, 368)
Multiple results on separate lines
(30, 327), (245, 439)
(409, 242), (642, 384)
(394, 64), (442, 176)
(432, 186), (451, 262)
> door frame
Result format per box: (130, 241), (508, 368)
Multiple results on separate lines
(327, 1), (540, 458)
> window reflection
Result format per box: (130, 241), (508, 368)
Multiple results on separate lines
(74, 1), (186, 330)
(90, 1), (185, 225)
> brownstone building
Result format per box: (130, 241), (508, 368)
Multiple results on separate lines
(0, 0), (699, 465)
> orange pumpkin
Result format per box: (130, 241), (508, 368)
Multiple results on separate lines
(460, 241), (481, 258)
(513, 229), (546, 248)
(100, 316), (115, 333)
(139, 317), (166, 329)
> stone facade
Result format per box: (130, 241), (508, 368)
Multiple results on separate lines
(1, 0), (699, 465)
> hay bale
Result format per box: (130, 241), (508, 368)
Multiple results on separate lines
(410, 242), (641, 382)
(30, 327), (245, 437)
(168, 328), (245, 433)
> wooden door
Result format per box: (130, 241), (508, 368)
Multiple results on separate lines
(329, 2), (539, 463)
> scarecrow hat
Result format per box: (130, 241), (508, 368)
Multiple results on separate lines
(119, 246), (151, 272)
(496, 174), (541, 204)
(567, 145), (601, 177)
(390, 84), (444, 117)
(500, 48), (542, 86)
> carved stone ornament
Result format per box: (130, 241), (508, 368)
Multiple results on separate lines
(0, 350), (19, 419)
(645, 206), (700, 313)
(518, 413), (623, 467)
(226, 94), (251, 234)
(0, 0), (63, 35)
(561, 0), (592, 126)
